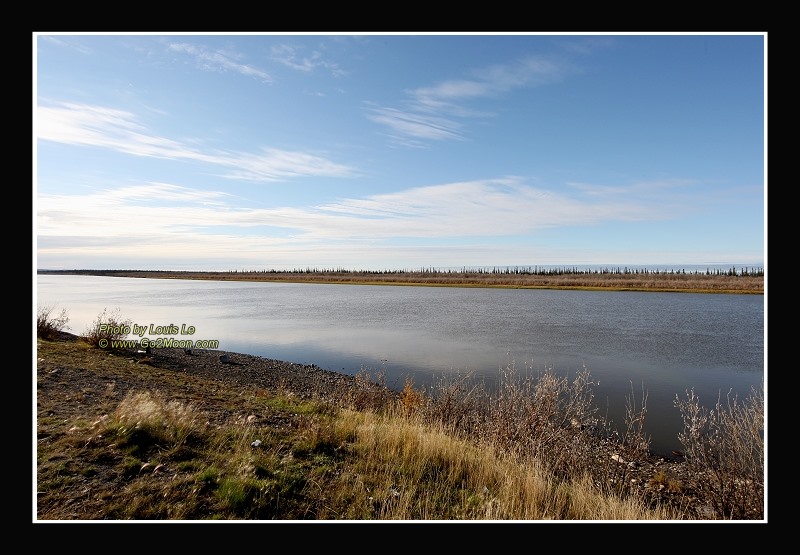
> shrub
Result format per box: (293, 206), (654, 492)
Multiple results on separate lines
(37, 305), (70, 339)
(674, 384), (764, 519)
(83, 307), (133, 347)
(398, 376), (425, 415)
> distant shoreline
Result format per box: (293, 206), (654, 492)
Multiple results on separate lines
(38, 268), (765, 295)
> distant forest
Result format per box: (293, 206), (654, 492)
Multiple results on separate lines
(39, 265), (764, 277)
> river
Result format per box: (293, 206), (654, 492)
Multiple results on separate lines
(35, 274), (765, 457)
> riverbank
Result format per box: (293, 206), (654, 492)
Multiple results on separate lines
(37, 268), (765, 295)
(36, 332), (759, 521)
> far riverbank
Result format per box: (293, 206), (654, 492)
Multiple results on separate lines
(38, 268), (764, 295)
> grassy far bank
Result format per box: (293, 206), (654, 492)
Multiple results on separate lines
(37, 267), (765, 294)
(35, 307), (765, 521)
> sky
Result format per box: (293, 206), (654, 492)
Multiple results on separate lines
(34, 33), (766, 271)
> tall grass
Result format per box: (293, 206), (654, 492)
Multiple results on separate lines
(327, 408), (676, 520)
(395, 364), (652, 496)
(371, 362), (764, 519)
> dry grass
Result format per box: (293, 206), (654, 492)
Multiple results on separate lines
(326, 408), (677, 520)
(318, 409), (671, 520)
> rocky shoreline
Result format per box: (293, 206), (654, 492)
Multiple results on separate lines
(39, 333), (712, 518)
(140, 344), (391, 403)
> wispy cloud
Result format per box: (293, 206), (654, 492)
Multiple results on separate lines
(271, 44), (346, 77)
(168, 42), (272, 83)
(309, 178), (665, 238)
(366, 54), (571, 146)
(38, 177), (669, 242)
(37, 102), (357, 182)
(36, 177), (721, 269)
(364, 105), (464, 147)
(38, 35), (93, 55)
(557, 36), (616, 56)
(222, 148), (358, 181)
(565, 178), (698, 197)
(414, 56), (565, 109)
(38, 183), (240, 239)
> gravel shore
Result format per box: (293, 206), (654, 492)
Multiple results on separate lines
(126, 341), (396, 407)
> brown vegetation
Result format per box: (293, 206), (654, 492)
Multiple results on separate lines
(38, 267), (764, 294)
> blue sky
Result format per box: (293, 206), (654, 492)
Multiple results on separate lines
(34, 33), (766, 271)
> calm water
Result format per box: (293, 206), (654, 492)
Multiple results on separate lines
(35, 275), (765, 457)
